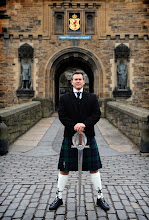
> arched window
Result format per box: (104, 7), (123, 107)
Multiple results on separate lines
(57, 15), (62, 28)
(54, 12), (64, 34)
(85, 12), (95, 34)
(87, 15), (93, 26)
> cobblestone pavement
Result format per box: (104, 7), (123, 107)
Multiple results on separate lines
(0, 117), (149, 220)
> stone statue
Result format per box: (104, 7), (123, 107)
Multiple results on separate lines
(21, 59), (31, 89)
(117, 60), (127, 89)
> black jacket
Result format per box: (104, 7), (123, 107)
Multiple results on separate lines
(58, 91), (101, 137)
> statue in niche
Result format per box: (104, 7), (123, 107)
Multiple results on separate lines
(117, 60), (127, 89)
(21, 59), (31, 89)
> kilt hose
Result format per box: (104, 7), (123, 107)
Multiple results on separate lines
(58, 137), (102, 172)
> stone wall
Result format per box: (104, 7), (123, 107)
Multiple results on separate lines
(99, 98), (115, 118)
(0, 101), (42, 144)
(106, 101), (149, 151)
(0, 0), (148, 109)
(32, 98), (54, 118)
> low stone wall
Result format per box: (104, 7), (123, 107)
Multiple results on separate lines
(106, 102), (149, 152)
(0, 101), (42, 145)
(98, 98), (115, 118)
(32, 98), (54, 118)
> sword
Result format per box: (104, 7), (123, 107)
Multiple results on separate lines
(71, 132), (89, 211)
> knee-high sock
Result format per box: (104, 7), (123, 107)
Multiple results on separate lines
(56, 173), (68, 199)
(90, 171), (104, 199)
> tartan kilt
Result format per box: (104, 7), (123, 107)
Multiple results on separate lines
(58, 137), (102, 171)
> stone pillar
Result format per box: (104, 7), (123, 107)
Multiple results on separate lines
(0, 116), (8, 155)
(32, 98), (54, 118)
(140, 126), (149, 154)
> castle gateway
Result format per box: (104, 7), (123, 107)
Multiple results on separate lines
(0, 0), (149, 111)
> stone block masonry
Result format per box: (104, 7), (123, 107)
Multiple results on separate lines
(0, 0), (148, 110)
(32, 98), (54, 118)
(0, 101), (42, 145)
(106, 101), (149, 151)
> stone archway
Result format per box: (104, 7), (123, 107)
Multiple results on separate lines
(45, 47), (104, 110)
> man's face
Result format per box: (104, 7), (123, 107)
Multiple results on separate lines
(71, 74), (85, 90)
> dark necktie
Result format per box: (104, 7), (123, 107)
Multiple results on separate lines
(77, 92), (81, 100)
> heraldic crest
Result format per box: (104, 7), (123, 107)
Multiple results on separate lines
(69, 14), (80, 31)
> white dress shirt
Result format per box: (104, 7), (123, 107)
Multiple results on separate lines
(73, 88), (83, 99)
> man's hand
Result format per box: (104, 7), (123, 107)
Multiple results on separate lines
(74, 123), (86, 134)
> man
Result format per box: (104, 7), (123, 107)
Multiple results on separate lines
(49, 72), (110, 211)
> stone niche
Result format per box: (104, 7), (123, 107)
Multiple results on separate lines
(16, 43), (34, 100)
(113, 43), (132, 99)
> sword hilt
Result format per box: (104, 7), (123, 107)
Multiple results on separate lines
(71, 132), (89, 150)
(79, 133), (82, 145)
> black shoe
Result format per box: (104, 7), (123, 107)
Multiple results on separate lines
(97, 197), (110, 211)
(49, 197), (63, 210)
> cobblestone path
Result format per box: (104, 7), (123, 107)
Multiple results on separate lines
(0, 117), (149, 220)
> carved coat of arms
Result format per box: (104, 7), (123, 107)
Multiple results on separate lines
(69, 14), (80, 31)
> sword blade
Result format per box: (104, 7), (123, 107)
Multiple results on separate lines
(78, 148), (83, 211)
(71, 132), (89, 212)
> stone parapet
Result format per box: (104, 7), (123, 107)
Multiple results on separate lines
(0, 101), (42, 145)
(98, 98), (115, 118)
(106, 102), (149, 152)
(32, 98), (54, 118)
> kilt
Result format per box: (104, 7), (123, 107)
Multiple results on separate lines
(58, 137), (102, 171)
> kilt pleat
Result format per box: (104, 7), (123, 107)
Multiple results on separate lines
(58, 137), (102, 171)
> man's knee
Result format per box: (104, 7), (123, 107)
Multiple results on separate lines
(90, 170), (98, 174)
(60, 171), (69, 175)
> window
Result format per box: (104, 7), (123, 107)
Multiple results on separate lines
(54, 12), (64, 34)
(85, 12), (95, 34)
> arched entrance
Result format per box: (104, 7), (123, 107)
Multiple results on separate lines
(55, 57), (94, 108)
(45, 47), (104, 110)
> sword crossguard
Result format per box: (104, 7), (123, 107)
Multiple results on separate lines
(71, 145), (89, 150)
